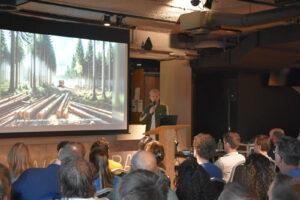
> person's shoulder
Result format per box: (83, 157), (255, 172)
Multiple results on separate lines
(286, 169), (300, 178)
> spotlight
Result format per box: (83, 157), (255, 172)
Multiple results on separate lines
(191, 0), (200, 6)
(116, 15), (124, 26)
(104, 15), (111, 27)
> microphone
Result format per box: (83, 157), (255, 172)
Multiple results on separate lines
(153, 101), (156, 106)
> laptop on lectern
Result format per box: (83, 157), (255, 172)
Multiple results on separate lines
(159, 115), (178, 126)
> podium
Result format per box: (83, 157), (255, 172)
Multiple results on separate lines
(145, 125), (189, 189)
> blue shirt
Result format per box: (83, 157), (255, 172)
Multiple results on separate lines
(286, 169), (300, 178)
(94, 175), (120, 191)
(12, 164), (60, 200)
(202, 163), (223, 179)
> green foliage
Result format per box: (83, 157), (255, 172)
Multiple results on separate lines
(16, 83), (32, 95)
(31, 83), (62, 98)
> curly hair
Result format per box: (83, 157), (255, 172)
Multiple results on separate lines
(245, 153), (275, 200)
(144, 141), (165, 167)
(175, 157), (211, 200)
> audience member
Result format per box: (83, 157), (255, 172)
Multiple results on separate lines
(145, 140), (165, 169)
(214, 132), (245, 182)
(70, 141), (86, 158)
(59, 157), (96, 200)
(139, 89), (168, 131)
(267, 128), (285, 160)
(193, 133), (222, 179)
(268, 173), (300, 200)
(138, 136), (153, 151)
(91, 138), (124, 175)
(218, 182), (258, 200)
(7, 142), (33, 183)
(254, 134), (273, 161)
(275, 135), (300, 178)
(245, 153), (275, 200)
(12, 142), (85, 200)
(108, 151), (178, 200)
(175, 158), (220, 200)
(89, 148), (120, 191)
(0, 163), (11, 200)
(117, 169), (168, 200)
(144, 140), (170, 186)
(56, 141), (70, 152)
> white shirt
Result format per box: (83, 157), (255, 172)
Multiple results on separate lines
(150, 111), (156, 130)
(214, 151), (245, 183)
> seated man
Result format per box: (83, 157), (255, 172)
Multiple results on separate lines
(275, 135), (300, 178)
(117, 169), (168, 200)
(193, 133), (222, 179)
(59, 157), (96, 200)
(12, 142), (85, 200)
(214, 132), (245, 183)
(267, 128), (285, 160)
(0, 163), (11, 200)
(91, 137), (124, 175)
(268, 173), (300, 200)
(108, 151), (178, 200)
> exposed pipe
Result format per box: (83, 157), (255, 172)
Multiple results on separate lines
(180, 5), (300, 30)
(28, 0), (178, 24)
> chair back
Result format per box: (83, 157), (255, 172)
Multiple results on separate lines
(95, 188), (113, 198)
(229, 160), (246, 183)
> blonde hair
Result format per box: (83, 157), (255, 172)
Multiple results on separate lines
(149, 89), (160, 95)
(8, 143), (33, 179)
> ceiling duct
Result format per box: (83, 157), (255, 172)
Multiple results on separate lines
(239, 0), (300, 6)
(0, 0), (29, 10)
(179, 5), (300, 30)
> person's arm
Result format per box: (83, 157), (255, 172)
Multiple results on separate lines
(139, 104), (153, 123)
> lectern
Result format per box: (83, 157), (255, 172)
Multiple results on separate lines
(145, 125), (189, 189)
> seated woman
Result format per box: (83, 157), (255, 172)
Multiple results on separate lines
(7, 142), (33, 183)
(245, 153), (275, 200)
(230, 153), (275, 200)
(89, 148), (120, 191)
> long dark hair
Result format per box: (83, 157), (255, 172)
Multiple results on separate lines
(89, 148), (113, 189)
(175, 157), (211, 200)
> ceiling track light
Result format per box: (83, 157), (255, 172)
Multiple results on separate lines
(191, 0), (200, 6)
(103, 15), (111, 26)
(203, 0), (213, 9)
(190, 0), (213, 9)
(116, 15), (124, 26)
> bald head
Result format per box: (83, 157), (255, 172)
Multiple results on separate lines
(131, 151), (157, 173)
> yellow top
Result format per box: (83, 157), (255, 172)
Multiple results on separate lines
(109, 159), (124, 175)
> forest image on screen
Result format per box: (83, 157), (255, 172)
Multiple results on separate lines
(0, 29), (128, 134)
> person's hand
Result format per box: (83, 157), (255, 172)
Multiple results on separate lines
(149, 105), (156, 114)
